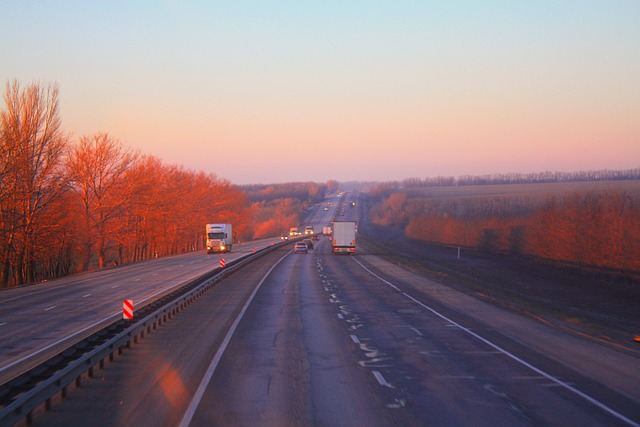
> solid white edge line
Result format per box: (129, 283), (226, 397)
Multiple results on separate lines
(351, 256), (640, 427)
(178, 250), (291, 427)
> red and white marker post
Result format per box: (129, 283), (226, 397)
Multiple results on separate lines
(123, 299), (134, 320)
(219, 258), (225, 268)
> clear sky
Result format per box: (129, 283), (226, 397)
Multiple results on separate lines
(2, 1), (639, 185)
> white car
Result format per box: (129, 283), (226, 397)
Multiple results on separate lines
(294, 242), (308, 254)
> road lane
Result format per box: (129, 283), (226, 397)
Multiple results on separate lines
(352, 251), (640, 418)
(185, 234), (639, 426)
(0, 238), (281, 383)
(30, 245), (295, 427)
(325, 246), (639, 426)
(16, 196), (639, 426)
(186, 235), (395, 427)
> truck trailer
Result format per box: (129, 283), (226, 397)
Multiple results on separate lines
(206, 223), (232, 253)
(332, 221), (356, 255)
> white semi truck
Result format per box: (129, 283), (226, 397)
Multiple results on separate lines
(332, 221), (356, 255)
(206, 223), (232, 254)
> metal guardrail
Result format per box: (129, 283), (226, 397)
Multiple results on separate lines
(0, 240), (292, 426)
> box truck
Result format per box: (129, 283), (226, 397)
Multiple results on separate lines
(332, 221), (356, 255)
(206, 223), (232, 253)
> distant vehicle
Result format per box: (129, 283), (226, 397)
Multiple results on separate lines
(280, 234), (289, 241)
(294, 242), (308, 254)
(304, 225), (314, 235)
(332, 221), (356, 255)
(322, 226), (332, 236)
(206, 223), (232, 253)
(311, 235), (319, 241)
(350, 201), (356, 207)
(303, 238), (314, 249)
(289, 227), (300, 236)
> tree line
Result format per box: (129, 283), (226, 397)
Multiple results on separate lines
(0, 80), (329, 288)
(240, 182), (331, 238)
(371, 188), (640, 275)
(370, 168), (640, 194)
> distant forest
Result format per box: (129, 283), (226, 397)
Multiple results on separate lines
(372, 169), (640, 193)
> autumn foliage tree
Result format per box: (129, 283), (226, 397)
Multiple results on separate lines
(0, 80), (257, 287)
(66, 132), (139, 270)
(242, 182), (329, 238)
(372, 188), (640, 274)
(65, 143), (252, 269)
(0, 80), (68, 286)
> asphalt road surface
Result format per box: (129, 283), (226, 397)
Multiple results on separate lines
(0, 237), (281, 383)
(30, 235), (640, 426)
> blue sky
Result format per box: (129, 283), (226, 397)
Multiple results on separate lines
(2, 1), (639, 184)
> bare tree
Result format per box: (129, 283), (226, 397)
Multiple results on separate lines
(66, 132), (139, 270)
(0, 80), (68, 286)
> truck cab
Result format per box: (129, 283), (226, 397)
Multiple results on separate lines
(206, 223), (232, 253)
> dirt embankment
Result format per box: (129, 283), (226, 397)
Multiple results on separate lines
(359, 222), (640, 355)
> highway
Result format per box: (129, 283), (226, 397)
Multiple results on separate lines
(3, 193), (640, 426)
(0, 237), (282, 384)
